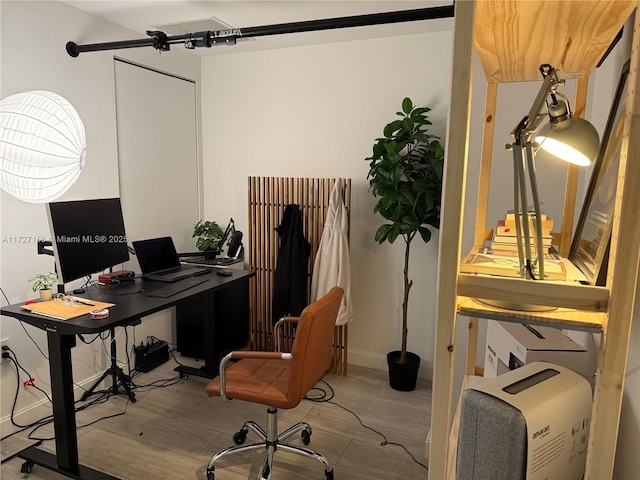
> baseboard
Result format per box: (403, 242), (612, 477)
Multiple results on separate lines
(347, 349), (434, 381)
(0, 371), (105, 436)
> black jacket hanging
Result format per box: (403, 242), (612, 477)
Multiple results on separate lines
(272, 204), (311, 325)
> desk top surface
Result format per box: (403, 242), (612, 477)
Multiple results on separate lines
(1, 269), (254, 335)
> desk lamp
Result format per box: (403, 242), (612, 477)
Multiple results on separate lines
(508, 64), (599, 282)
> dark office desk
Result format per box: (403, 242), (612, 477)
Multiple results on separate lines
(0, 269), (253, 480)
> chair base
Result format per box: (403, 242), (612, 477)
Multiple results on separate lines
(206, 406), (334, 480)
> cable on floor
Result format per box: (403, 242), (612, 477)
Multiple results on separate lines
(305, 378), (429, 471)
(0, 346), (130, 443)
(0, 293), (183, 444)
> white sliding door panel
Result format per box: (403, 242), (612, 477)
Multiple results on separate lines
(115, 59), (199, 257)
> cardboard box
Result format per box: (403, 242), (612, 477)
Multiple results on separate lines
(458, 362), (592, 480)
(484, 320), (592, 380)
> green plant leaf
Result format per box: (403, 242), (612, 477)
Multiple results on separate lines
(418, 226), (432, 243)
(402, 97), (413, 114)
(402, 117), (414, 132)
(374, 224), (393, 243)
(383, 120), (403, 138)
(413, 178), (429, 192)
(387, 226), (400, 243)
(412, 106), (431, 116)
(398, 187), (414, 205)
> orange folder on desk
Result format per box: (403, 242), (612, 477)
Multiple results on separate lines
(21, 299), (115, 320)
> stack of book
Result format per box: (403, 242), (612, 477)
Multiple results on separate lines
(460, 247), (567, 280)
(490, 211), (555, 254)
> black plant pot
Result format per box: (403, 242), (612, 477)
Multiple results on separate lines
(204, 249), (218, 260)
(387, 351), (421, 391)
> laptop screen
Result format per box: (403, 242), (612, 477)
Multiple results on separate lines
(133, 237), (181, 274)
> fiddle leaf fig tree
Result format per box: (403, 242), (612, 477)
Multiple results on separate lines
(366, 97), (444, 363)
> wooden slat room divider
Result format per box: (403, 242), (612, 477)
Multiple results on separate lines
(248, 176), (352, 375)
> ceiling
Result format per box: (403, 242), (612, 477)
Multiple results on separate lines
(62, 1), (454, 56)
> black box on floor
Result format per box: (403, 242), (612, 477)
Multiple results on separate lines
(135, 340), (170, 373)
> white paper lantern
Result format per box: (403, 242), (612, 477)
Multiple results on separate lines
(0, 90), (86, 203)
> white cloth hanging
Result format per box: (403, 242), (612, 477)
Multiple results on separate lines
(310, 178), (352, 325)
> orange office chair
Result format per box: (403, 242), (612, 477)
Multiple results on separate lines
(204, 286), (344, 480)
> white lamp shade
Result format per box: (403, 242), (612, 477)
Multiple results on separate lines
(0, 91), (86, 203)
(535, 116), (599, 167)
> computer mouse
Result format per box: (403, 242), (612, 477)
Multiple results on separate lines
(216, 270), (233, 277)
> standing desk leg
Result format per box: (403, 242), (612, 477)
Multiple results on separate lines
(49, 332), (78, 469)
(17, 332), (119, 480)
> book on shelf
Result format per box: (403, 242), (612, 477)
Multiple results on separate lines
(459, 248), (566, 281)
(489, 242), (553, 254)
(492, 235), (553, 245)
(504, 209), (547, 221)
(504, 217), (554, 229)
(494, 219), (551, 237)
(491, 216), (554, 253)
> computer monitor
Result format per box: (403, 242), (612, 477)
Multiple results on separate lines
(46, 198), (130, 284)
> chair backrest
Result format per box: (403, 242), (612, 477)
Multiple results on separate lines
(288, 286), (344, 401)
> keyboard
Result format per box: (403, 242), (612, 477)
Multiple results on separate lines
(146, 276), (210, 298)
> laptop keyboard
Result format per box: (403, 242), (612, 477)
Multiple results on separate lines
(146, 277), (210, 298)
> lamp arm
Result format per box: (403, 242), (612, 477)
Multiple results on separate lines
(512, 66), (560, 140)
(513, 145), (536, 277)
(524, 142), (545, 279)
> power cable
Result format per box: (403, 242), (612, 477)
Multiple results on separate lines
(305, 379), (429, 471)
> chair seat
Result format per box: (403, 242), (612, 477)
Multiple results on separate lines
(205, 358), (297, 409)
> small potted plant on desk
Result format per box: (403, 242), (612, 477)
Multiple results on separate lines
(193, 220), (224, 259)
(365, 97), (444, 391)
(28, 272), (59, 301)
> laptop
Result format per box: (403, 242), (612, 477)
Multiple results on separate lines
(133, 236), (211, 282)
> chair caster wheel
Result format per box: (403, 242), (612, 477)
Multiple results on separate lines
(233, 428), (247, 445)
(325, 469), (334, 480)
(20, 461), (34, 474)
(206, 466), (215, 480)
(180, 373), (189, 380)
(301, 427), (311, 445)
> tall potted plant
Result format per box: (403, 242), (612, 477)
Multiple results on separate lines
(366, 97), (444, 391)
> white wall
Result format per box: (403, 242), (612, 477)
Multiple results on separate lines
(0, 1), (201, 430)
(200, 30), (453, 376)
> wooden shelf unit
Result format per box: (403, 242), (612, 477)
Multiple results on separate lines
(429, 2), (640, 479)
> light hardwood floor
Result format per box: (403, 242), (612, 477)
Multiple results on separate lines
(1, 358), (432, 480)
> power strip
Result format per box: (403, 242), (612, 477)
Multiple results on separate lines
(134, 340), (170, 373)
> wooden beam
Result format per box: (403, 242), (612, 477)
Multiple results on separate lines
(430, 1), (475, 478)
(457, 273), (609, 312)
(473, 81), (498, 248)
(474, 1), (636, 82)
(586, 7), (640, 477)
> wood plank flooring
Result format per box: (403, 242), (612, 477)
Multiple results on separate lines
(1, 358), (432, 480)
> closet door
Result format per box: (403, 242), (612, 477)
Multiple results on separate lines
(114, 58), (200, 258)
